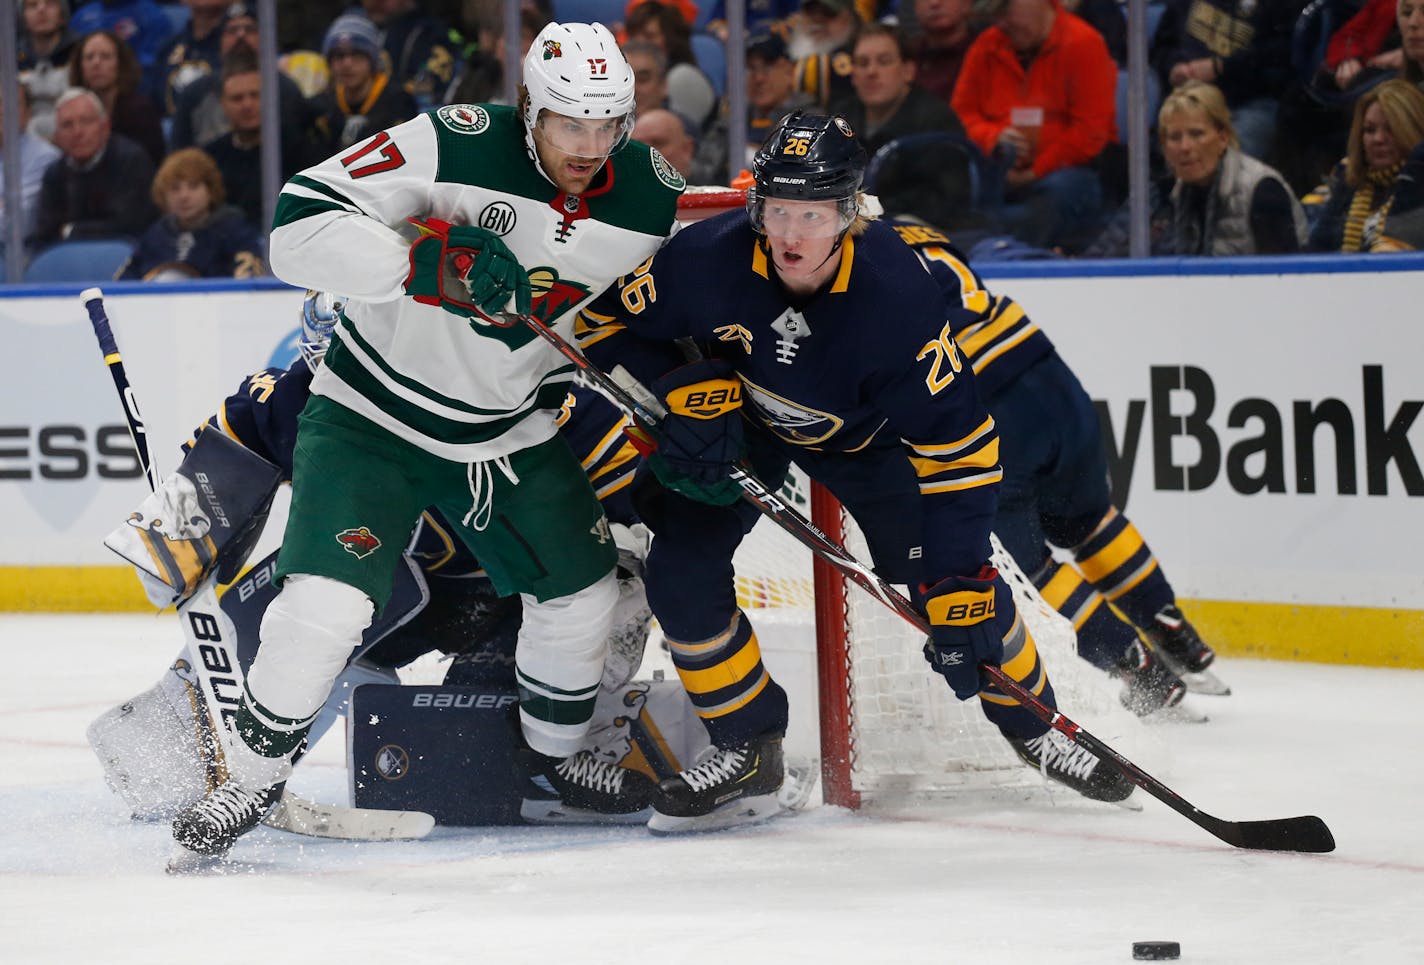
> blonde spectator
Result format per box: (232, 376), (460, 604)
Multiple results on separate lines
(1307, 79), (1424, 251)
(1159, 82), (1306, 255)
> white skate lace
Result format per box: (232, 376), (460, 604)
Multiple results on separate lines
(192, 784), (262, 829)
(678, 747), (749, 792)
(463, 455), (521, 531)
(557, 752), (624, 794)
(1030, 732), (1098, 782)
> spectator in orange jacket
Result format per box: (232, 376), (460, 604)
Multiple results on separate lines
(951, 0), (1116, 250)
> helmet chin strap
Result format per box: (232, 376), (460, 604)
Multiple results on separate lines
(759, 228), (850, 284)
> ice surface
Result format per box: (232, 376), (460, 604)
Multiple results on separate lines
(2, 613), (1421, 964)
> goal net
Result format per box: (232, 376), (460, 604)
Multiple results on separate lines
(732, 471), (1152, 809)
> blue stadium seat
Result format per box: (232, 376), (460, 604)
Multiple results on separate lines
(691, 33), (726, 97)
(23, 239), (135, 283)
(161, 3), (191, 36)
(551, 0), (628, 28)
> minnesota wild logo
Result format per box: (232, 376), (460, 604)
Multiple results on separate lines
(336, 526), (382, 559)
(542, 39), (562, 60)
(466, 267), (592, 349)
(649, 147), (687, 191)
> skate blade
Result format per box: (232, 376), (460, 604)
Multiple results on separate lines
(777, 754), (820, 812)
(519, 799), (653, 826)
(647, 793), (783, 835)
(165, 847), (233, 875)
(1155, 653), (1231, 696)
(1111, 790), (1144, 812)
(1146, 699), (1210, 724)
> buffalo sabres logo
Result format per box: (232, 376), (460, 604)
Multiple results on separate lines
(834, 116), (854, 138)
(375, 744), (411, 780)
(336, 526), (382, 559)
(739, 374), (845, 445)
(769, 308), (811, 364)
(542, 39), (562, 60)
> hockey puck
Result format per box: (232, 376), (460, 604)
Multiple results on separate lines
(1132, 941), (1180, 960)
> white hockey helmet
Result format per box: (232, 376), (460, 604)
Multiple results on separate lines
(522, 22), (636, 178)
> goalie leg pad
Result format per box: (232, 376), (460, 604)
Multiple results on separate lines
(87, 678), (212, 820)
(514, 571), (618, 758)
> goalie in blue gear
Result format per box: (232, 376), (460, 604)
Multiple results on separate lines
(578, 112), (1137, 832)
(88, 291), (756, 843)
(885, 219), (1225, 705)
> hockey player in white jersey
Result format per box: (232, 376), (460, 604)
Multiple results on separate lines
(171, 22), (685, 858)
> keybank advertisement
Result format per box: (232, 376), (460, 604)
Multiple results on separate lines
(1, 273), (1421, 609)
(1001, 269), (1422, 609)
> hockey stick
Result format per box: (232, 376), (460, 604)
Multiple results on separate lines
(82, 288), (160, 493)
(80, 289), (435, 843)
(489, 307), (1336, 854)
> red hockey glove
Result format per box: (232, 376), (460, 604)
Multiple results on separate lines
(404, 217), (532, 318)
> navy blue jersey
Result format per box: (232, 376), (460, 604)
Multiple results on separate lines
(186, 363), (638, 580)
(581, 211), (1004, 580)
(887, 220), (1055, 400)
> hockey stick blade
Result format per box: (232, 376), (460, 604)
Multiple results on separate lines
(983, 667), (1335, 854)
(493, 309), (1336, 855)
(1201, 813), (1335, 853)
(264, 791), (435, 841)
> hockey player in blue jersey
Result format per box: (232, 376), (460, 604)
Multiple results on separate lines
(95, 292), (668, 833)
(579, 112), (1137, 832)
(886, 218), (1225, 710)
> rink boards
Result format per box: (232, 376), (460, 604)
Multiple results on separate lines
(0, 258), (1420, 667)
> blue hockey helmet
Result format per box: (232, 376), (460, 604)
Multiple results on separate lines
(748, 111), (867, 237)
(299, 290), (344, 369)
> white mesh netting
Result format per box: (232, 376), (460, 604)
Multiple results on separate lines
(731, 468), (1155, 805)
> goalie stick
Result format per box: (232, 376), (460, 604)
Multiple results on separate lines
(482, 305), (1336, 855)
(80, 288), (435, 844)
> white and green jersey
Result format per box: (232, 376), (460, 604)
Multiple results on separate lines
(268, 104), (684, 462)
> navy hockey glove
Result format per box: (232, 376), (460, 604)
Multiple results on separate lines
(920, 567), (1003, 700)
(647, 359), (745, 506)
(405, 217), (532, 318)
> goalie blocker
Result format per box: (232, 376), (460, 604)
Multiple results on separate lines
(103, 429), (283, 607)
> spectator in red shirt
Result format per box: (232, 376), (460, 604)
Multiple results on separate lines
(952, 0), (1116, 250)
(910, 0), (977, 103)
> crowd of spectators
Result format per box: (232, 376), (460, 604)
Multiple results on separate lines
(7, 0), (1424, 280)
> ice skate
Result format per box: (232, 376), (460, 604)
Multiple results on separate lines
(1008, 730), (1135, 803)
(171, 779), (282, 857)
(1147, 606), (1231, 696)
(1114, 639), (1187, 717)
(648, 732), (785, 835)
(520, 748), (656, 825)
